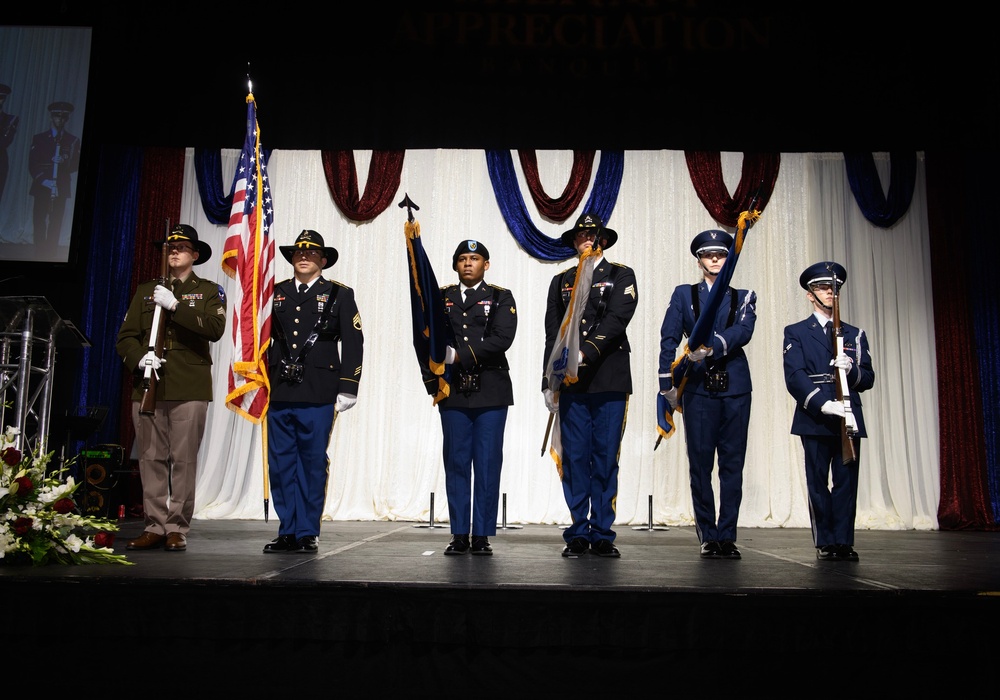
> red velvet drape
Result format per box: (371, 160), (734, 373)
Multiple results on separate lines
(517, 150), (595, 222)
(684, 152), (780, 227)
(322, 150), (405, 223)
(118, 147), (186, 461)
(926, 151), (994, 529)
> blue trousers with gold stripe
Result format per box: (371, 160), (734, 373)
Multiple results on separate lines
(440, 406), (508, 536)
(267, 402), (336, 539)
(559, 392), (627, 544)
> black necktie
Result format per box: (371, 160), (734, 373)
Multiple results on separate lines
(464, 287), (475, 303)
(299, 283), (308, 295)
(824, 320), (832, 335)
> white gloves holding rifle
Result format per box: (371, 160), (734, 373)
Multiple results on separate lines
(821, 401), (845, 418)
(153, 284), (179, 312)
(139, 350), (163, 378)
(833, 353), (853, 372)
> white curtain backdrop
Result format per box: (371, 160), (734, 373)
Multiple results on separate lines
(176, 149), (939, 531)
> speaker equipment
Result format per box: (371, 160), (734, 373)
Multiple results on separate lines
(78, 444), (124, 519)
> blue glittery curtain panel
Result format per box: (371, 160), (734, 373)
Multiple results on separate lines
(844, 151), (917, 228)
(485, 150), (624, 261)
(69, 145), (143, 452)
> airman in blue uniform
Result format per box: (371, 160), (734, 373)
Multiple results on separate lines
(783, 262), (875, 561)
(658, 229), (757, 558)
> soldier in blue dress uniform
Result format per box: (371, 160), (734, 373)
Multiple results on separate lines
(783, 261), (875, 561)
(263, 230), (364, 554)
(437, 240), (517, 556)
(658, 229), (757, 559)
(542, 213), (638, 558)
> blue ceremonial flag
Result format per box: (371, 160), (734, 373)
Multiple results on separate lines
(656, 208), (760, 444)
(405, 217), (451, 404)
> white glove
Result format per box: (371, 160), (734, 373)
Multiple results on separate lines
(688, 345), (713, 362)
(660, 387), (678, 410)
(833, 353), (853, 372)
(543, 389), (559, 414)
(335, 393), (357, 413)
(821, 400), (845, 418)
(153, 284), (178, 311)
(444, 346), (457, 365)
(138, 351), (163, 378)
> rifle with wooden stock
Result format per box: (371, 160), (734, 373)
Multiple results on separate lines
(831, 281), (858, 465)
(139, 225), (171, 415)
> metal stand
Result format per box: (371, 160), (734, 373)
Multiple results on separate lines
(0, 296), (89, 453)
(497, 493), (522, 530)
(632, 494), (670, 531)
(412, 491), (446, 528)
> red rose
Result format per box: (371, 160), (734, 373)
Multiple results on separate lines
(2, 446), (20, 466)
(14, 475), (33, 495)
(94, 531), (115, 548)
(13, 516), (33, 535)
(53, 498), (76, 514)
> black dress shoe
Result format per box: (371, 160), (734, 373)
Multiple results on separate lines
(471, 536), (493, 556)
(700, 540), (721, 557)
(838, 545), (859, 561)
(263, 534), (300, 553)
(719, 540), (741, 558)
(296, 536), (318, 553)
(816, 544), (840, 560)
(591, 539), (621, 557)
(561, 537), (589, 557)
(444, 534), (470, 555)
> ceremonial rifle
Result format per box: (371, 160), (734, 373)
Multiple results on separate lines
(139, 221), (171, 415)
(831, 276), (858, 465)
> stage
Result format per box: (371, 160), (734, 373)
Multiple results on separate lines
(3, 519), (997, 691)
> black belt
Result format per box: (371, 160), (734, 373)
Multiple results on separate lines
(809, 373), (835, 384)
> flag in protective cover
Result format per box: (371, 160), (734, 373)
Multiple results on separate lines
(221, 94), (274, 423)
(544, 248), (598, 476)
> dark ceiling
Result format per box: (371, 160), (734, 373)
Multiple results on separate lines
(7, 2), (997, 153)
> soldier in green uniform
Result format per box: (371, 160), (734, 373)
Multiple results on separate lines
(116, 224), (227, 552)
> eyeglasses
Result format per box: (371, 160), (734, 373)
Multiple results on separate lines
(698, 249), (728, 259)
(574, 230), (598, 240)
(293, 249), (322, 259)
(167, 244), (193, 254)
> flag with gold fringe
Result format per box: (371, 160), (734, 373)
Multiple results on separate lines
(221, 93), (274, 423)
(404, 216), (451, 404)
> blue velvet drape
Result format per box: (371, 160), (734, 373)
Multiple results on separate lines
(70, 145), (143, 453)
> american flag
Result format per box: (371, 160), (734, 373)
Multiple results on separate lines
(221, 94), (274, 423)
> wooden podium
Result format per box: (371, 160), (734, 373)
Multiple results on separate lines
(0, 296), (89, 453)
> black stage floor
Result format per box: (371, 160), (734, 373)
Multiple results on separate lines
(3, 519), (998, 691)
